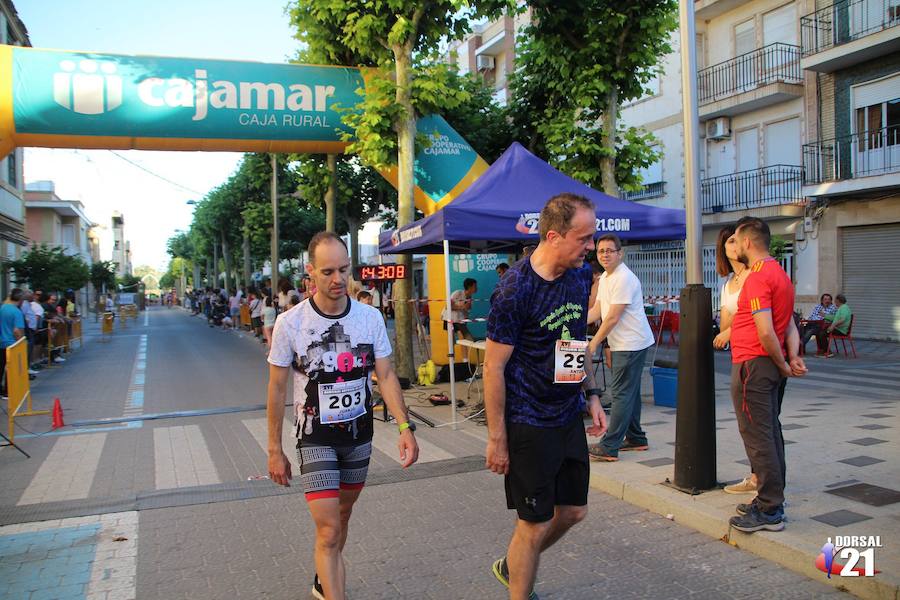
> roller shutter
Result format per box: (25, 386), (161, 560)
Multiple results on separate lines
(841, 223), (900, 340)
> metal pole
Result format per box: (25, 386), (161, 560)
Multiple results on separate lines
(673, 0), (717, 493)
(680, 0), (703, 285)
(443, 240), (456, 430)
(271, 154), (279, 294)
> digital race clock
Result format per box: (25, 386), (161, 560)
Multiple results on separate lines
(355, 263), (407, 281)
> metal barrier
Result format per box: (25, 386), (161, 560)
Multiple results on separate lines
(69, 318), (83, 350)
(5, 337), (48, 444)
(46, 320), (68, 367)
(101, 312), (114, 341)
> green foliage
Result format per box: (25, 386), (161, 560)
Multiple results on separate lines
(499, 0), (677, 193)
(159, 272), (175, 289)
(769, 235), (787, 261)
(8, 244), (90, 292)
(436, 70), (516, 163)
(117, 274), (142, 291)
(90, 260), (117, 294)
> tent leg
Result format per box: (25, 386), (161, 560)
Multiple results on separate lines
(443, 240), (457, 430)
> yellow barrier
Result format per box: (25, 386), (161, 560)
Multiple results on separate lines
(6, 337), (48, 443)
(69, 318), (83, 350)
(101, 312), (114, 341)
(240, 304), (251, 328)
(46, 320), (68, 367)
(118, 307), (127, 329)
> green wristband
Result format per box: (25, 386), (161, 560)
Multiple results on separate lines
(398, 422), (411, 433)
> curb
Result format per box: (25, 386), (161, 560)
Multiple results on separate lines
(589, 473), (899, 600)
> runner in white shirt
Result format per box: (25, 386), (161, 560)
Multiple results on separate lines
(266, 231), (418, 600)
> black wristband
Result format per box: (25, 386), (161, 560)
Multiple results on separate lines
(585, 388), (602, 398)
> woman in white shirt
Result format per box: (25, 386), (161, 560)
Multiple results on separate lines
(713, 225), (748, 350)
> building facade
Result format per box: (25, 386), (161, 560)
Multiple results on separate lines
(0, 1), (30, 299)
(111, 211), (132, 277)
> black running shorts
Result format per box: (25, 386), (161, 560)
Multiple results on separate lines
(505, 415), (589, 522)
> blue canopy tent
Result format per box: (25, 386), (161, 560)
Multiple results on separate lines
(378, 142), (686, 255)
(377, 142), (686, 427)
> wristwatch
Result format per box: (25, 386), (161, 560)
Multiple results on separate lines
(398, 420), (417, 434)
(585, 388), (603, 399)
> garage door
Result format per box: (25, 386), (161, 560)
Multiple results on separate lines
(841, 223), (900, 341)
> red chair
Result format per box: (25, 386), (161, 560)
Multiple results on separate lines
(659, 310), (679, 347)
(828, 314), (857, 358)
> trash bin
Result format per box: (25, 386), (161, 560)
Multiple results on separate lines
(650, 366), (678, 408)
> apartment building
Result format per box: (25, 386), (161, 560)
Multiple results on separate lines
(111, 211), (132, 277)
(800, 0), (900, 340)
(0, 1), (30, 298)
(450, 2), (899, 339)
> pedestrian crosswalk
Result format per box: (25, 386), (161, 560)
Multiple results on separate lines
(17, 434), (108, 506)
(153, 425), (219, 489)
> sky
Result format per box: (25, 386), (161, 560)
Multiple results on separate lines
(16, 0), (300, 270)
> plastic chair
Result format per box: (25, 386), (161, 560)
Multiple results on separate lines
(659, 310), (679, 347)
(828, 314), (857, 358)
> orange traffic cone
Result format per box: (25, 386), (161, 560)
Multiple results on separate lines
(51, 398), (64, 429)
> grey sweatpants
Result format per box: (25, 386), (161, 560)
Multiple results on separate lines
(730, 357), (786, 513)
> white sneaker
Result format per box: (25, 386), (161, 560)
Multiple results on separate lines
(53, 357), (66, 363)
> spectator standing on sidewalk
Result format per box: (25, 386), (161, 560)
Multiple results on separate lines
(0, 289), (26, 395)
(20, 290), (38, 377)
(249, 290), (264, 339)
(261, 297), (276, 349)
(727, 217), (806, 533)
(586, 233), (655, 462)
(484, 193), (607, 600)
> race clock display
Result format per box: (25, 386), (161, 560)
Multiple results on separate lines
(355, 263), (407, 281)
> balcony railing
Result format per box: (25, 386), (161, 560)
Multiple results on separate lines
(623, 181), (665, 201)
(701, 165), (804, 213)
(697, 43), (802, 105)
(801, 0), (900, 56)
(803, 125), (900, 184)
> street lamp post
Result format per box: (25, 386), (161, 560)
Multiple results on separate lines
(270, 154), (279, 292)
(674, 0), (717, 493)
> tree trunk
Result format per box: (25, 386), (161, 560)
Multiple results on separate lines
(325, 154), (337, 233)
(392, 46), (416, 382)
(347, 214), (360, 271)
(601, 88), (620, 197)
(213, 242), (219, 289)
(221, 231), (232, 293)
(242, 229), (251, 290)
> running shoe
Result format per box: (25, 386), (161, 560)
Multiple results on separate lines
(729, 504), (785, 532)
(312, 573), (324, 600)
(735, 499), (757, 516)
(588, 445), (618, 462)
(724, 476), (756, 494)
(620, 440), (649, 452)
(491, 557), (539, 599)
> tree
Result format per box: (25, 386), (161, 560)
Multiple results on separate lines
(90, 260), (117, 298)
(498, 0), (677, 196)
(117, 274), (142, 291)
(9, 244), (90, 292)
(289, 0), (512, 380)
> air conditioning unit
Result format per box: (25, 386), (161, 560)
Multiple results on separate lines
(706, 117), (732, 140)
(476, 55), (495, 71)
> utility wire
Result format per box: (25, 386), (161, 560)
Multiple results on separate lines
(103, 150), (205, 196)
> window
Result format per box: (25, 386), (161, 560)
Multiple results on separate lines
(765, 118), (801, 166)
(6, 151), (16, 188)
(763, 3), (797, 46)
(735, 20), (756, 56)
(639, 153), (663, 185)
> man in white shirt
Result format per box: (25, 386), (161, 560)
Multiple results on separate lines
(587, 234), (655, 461)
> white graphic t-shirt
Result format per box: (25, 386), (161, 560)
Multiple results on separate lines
(268, 297), (392, 446)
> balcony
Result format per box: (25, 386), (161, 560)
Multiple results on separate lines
(623, 181), (666, 201)
(694, 0), (752, 20)
(701, 165), (805, 214)
(802, 126), (900, 197)
(801, 0), (900, 72)
(698, 43), (804, 120)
